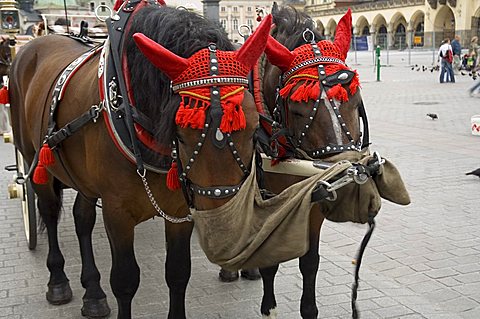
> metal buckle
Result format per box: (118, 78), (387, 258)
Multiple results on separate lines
(316, 180), (337, 201)
(302, 28), (315, 43)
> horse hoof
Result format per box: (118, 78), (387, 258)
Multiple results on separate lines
(219, 268), (239, 282)
(82, 298), (111, 318)
(262, 307), (278, 318)
(46, 282), (73, 305)
(240, 268), (261, 280)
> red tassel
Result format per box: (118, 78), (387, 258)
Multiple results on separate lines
(279, 80), (297, 99)
(175, 100), (208, 129)
(0, 86), (9, 104)
(166, 162), (181, 191)
(290, 81), (311, 102)
(327, 84), (349, 102)
(39, 144), (55, 166)
(220, 92), (246, 133)
(349, 72), (360, 96)
(310, 82), (320, 100)
(33, 163), (49, 184)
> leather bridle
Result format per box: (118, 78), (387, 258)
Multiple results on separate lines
(173, 44), (251, 207)
(270, 33), (370, 160)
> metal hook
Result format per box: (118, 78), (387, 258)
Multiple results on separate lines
(95, 5), (118, 22)
(302, 28), (315, 43)
(238, 24), (252, 38)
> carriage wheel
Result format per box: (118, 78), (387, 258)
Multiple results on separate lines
(15, 149), (37, 250)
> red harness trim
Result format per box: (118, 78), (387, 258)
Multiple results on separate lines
(59, 48), (102, 100)
(253, 62), (290, 160)
(121, 0), (171, 156)
(98, 0), (171, 166)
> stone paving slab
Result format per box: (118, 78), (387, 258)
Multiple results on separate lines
(0, 50), (479, 318)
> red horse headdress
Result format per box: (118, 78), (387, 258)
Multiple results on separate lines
(265, 9), (359, 103)
(133, 15), (272, 133)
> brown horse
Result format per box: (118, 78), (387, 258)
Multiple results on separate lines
(251, 5), (401, 318)
(9, 4), (270, 318)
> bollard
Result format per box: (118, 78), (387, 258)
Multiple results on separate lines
(376, 45), (381, 82)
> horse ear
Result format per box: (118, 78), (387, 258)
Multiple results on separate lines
(132, 33), (189, 80)
(236, 14), (272, 69)
(333, 8), (352, 60)
(264, 35), (295, 72)
(272, 2), (279, 17)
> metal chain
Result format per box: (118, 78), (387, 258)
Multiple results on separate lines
(138, 170), (193, 223)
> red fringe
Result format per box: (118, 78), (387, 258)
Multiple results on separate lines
(349, 72), (360, 96)
(33, 163), (49, 184)
(220, 91), (246, 133)
(0, 86), (9, 104)
(279, 81), (296, 98)
(327, 84), (349, 102)
(280, 79), (321, 103)
(175, 86), (246, 133)
(175, 100), (207, 129)
(166, 162), (181, 191)
(39, 144), (55, 166)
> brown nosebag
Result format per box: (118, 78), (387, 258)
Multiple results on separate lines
(191, 152), (409, 271)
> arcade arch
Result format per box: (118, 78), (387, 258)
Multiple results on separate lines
(434, 5), (455, 45)
(472, 6), (480, 40)
(355, 16), (370, 35)
(391, 12), (407, 49)
(410, 10), (425, 47)
(326, 18), (337, 40)
(372, 14), (388, 48)
(315, 20), (325, 38)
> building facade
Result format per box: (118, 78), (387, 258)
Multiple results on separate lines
(305, 0), (480, 49)
(218, 1), (279, 43)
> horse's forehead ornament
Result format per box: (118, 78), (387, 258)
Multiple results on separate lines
(133, 14), (272, 133)
(265, 9), (360, 103)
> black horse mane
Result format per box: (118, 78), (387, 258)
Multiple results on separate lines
(126, 6), (234, 148)
(271, 6), (323, 50)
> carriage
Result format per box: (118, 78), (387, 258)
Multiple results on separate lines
(3, 1), (409, 318)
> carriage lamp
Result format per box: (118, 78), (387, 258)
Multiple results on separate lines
(0, 0), (20, 33)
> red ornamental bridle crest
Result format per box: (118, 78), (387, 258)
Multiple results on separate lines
(133, 14), (272, 133)
(265, 9), (360, 103)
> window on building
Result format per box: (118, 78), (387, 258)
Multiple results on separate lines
(232, 19), (238, 31)
(220, 19), (227, 30)
(89, 1), (95, 12)
(247, 6), (252, 12)
(100, 1), (106, 12)
(233, 6), (238, 12)
(247, 19), (253, 29)
(220, 6), (226, 12)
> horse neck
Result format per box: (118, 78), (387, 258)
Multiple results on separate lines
(260, 57), (282, 115)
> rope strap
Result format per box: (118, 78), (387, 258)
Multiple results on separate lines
(351, 214), (376, 319)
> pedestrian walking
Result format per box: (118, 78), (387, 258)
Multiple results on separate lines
(438, 38), (455, 83)
(0, 79), (10, 135)
(467, 36), (479, 75)
(451, 35), (462, 74)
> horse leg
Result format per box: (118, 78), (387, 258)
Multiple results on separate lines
(72, 194), (111, 318)
(35, 180), (72, 305)
(102, 206), (139, 319)
(299, 207), (324, 319)
(259, 264), (279, 318)
(164, 221), (194, 319)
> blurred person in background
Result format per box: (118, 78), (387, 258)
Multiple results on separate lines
(451, 35), (462, 74)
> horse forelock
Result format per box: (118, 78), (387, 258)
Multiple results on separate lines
(271, 6), (321, 51)
(125, 5), (234, 148)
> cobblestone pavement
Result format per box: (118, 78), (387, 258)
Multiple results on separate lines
(1, 50), (479, 318)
